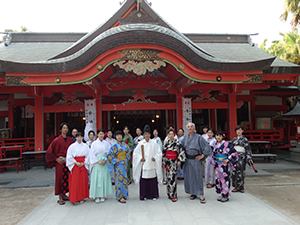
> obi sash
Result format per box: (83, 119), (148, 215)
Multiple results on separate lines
(166, 150), (177, 159)
(234, 146), (245, 153)
(214, 153), (227, 163)
(116, 151), (126, 160)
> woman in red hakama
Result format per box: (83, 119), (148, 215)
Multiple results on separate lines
(66, 132), (90, 205)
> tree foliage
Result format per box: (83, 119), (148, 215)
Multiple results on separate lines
(259, 29), (300, 65)
(281, 0), (300, 28)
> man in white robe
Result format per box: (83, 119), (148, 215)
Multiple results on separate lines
(133, 125), (163, 200)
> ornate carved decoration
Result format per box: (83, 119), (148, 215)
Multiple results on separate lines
(244, 74), (263, 83)
(119, 49), (162, 61)
(109, 69), (169, 79)
(122, 90), (157, 106)
(150, 81), (173, 90)
(104, 81), (129, 90)
(53, 92), (83, 106)
(193, 91), (219, 103)
(113, 60), (166, 76)
(6, 76), (29, 86)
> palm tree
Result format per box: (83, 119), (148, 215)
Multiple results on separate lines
(281, 0), (300, 28)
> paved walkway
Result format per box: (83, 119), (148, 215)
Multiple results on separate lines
(18, 181), (298, 225)
(0, 153), (299, 225)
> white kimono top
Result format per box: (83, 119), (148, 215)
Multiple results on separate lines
(132, 139), (163, 185)
(89, 138), (110, 171)
(66, 141), (90, 173)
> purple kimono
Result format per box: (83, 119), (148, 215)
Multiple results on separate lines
(211, 140), (238, 198)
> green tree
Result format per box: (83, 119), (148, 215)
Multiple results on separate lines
(281, 0), (300, 28)
(259, 29), (300, 65)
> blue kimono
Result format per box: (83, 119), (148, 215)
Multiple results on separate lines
(107, 141), (131, 200)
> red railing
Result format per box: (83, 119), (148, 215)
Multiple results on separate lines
(0, 138), (35, 151)
(223, 129), (284, 142)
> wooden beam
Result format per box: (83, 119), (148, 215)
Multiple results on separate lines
(102, 103), (176, 111)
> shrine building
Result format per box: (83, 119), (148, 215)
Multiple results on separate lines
(1, 0), (300, 151)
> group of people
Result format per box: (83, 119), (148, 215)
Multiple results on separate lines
(46, 121), (253, 206)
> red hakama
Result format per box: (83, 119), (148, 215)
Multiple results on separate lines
(69, 156), (89, 203)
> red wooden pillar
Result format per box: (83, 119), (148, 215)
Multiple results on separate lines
(176, 92), (183, 130)
(228, 91), (237, 140)
(95, 92), (102, 129)
(35, 95), (44, 151)
(210, 109), (216, 130)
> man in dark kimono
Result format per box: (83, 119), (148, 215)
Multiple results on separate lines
(181, 122), (211, 204)
(46, 122), (73, 205)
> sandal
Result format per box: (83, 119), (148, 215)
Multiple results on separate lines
(171, 197), (177, 202)
(220, 197), (229, 202)
(232, 189), (239, 192)
(207, 184), (212, 188)
(240, 190), (245, 193)
(189, 195), (197, 200)
(118, 197), (126, 204)
(72, 201), (80, 205)
(57, 200), (65, 205)
(217, 196), (222, 201)
(200, 198), (206, 204)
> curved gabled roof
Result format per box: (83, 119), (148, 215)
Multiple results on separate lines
(0, 23), (275, 74)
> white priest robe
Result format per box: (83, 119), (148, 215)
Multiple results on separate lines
(132, 139), (163, 185)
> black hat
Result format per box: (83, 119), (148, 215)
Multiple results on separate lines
(76, 132), (83, 137)
(143, 125), (151, 134)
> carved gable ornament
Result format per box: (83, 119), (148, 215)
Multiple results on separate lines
(113, 49), (166, 76)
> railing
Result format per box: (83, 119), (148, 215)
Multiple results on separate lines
(0, 138), (35, 151)
(223, 129), (284, 143)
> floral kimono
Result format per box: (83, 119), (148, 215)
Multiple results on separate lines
(211, 140), (238, 198)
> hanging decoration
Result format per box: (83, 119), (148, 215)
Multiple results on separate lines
(182, 98), (192, 133)
(84, 99), (97, 142)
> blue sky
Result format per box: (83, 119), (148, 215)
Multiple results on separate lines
(0, 0), (294, 47)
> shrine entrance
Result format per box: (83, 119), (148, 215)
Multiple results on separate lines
(109, 110), (167, 139)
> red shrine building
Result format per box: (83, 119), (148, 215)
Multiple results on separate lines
(1, 0), (300, 151)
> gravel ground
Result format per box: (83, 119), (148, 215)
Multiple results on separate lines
(245, 171), (300, 222)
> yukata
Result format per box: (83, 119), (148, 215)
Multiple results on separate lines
(205, 137), (217, 185)
(181, 133), (211, 196)
(202, 133), (209, 141)
(163, 139), (186, 199)
(122, 134), (133, 180)
(231, 135), (252, 191)
(133, 139), (163, 200)
(66, 142), (90, 203)
(211, 140), (238, 198)
(105, 137), (116, 182)
(177, 136), (184, 178)
(107, 141), (131, 200)
(46, 135), (73, 196)
(89, 139), (113, 199)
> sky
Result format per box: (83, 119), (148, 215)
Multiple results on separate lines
(0, 0), (294, 47)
